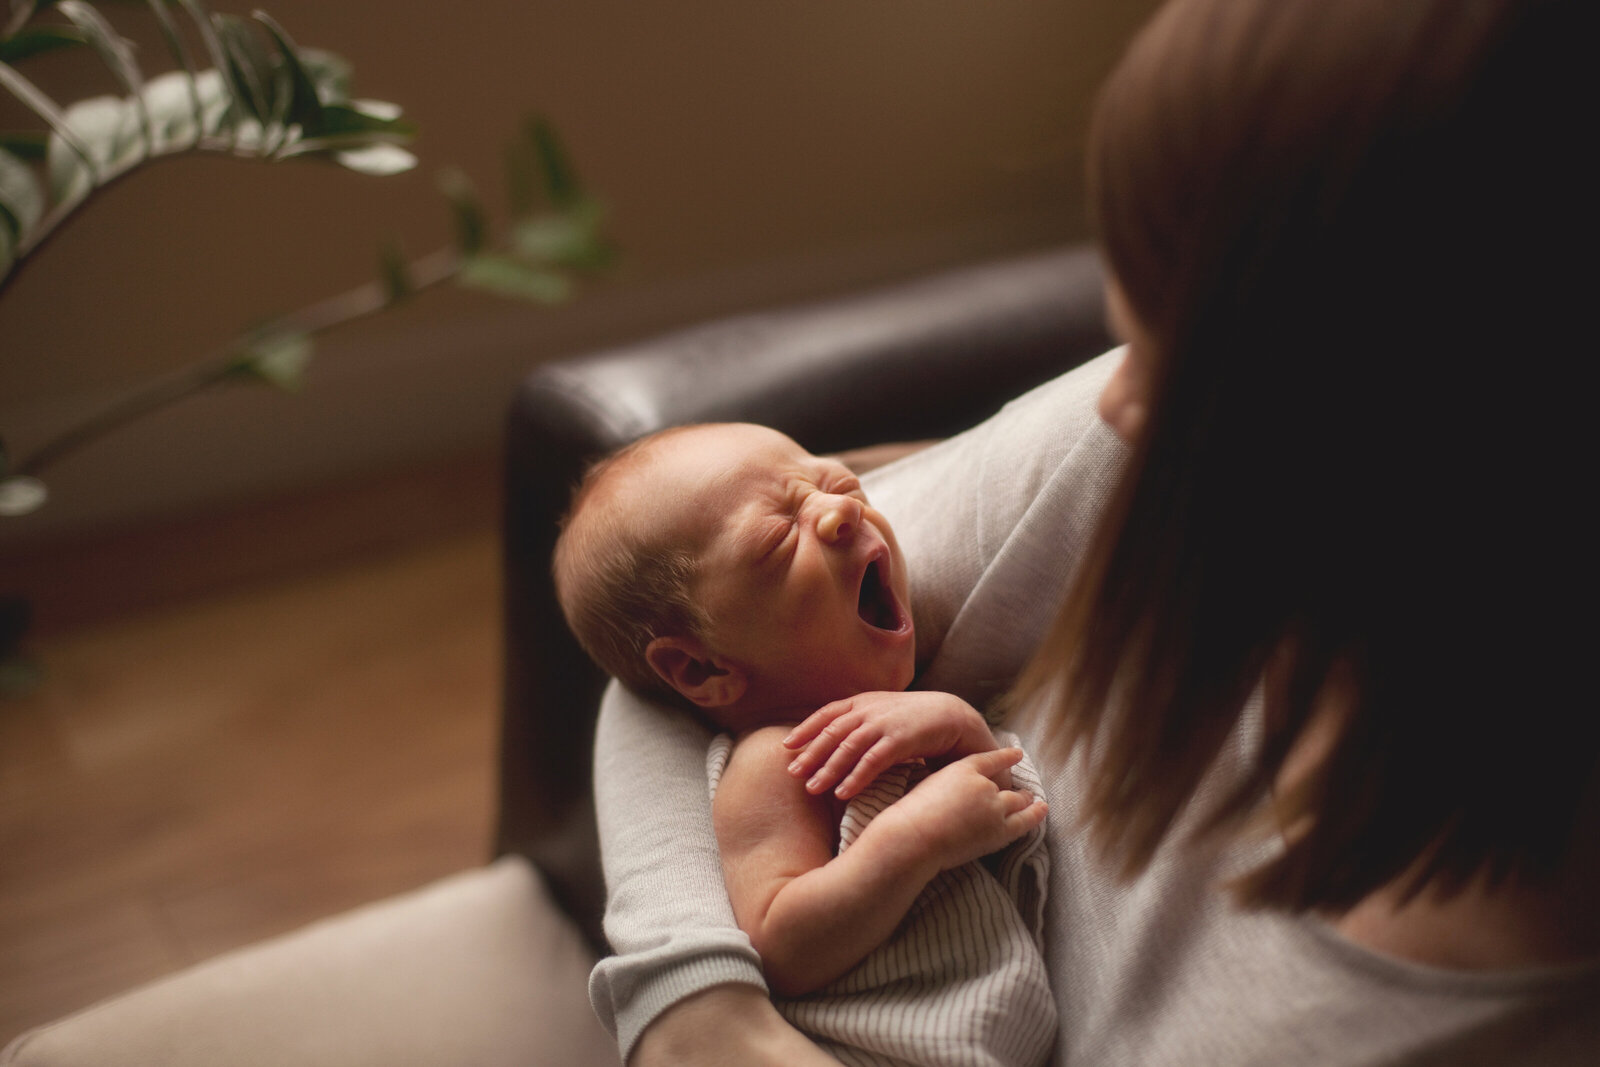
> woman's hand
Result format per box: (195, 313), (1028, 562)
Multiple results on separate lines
(630, 984), (842, 1066)
(782, 690), (1000, 799)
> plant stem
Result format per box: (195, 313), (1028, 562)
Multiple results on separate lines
(14, 358), (237, 478)
(12, 244), (462, 480)
(289, 245), (458, 334)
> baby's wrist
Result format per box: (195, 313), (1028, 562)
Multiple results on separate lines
(855, 810), (943, 885)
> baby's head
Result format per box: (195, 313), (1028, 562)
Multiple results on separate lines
(553, 423), (914, 730)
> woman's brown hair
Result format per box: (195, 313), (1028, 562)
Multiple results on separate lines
(1016, 0), (1592, 912)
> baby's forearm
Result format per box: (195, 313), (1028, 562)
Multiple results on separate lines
(749, 816), (938, 997)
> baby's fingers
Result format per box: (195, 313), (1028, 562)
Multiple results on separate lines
(785, 710), (869, 781)
(1001, 791), (1049, 835)
(957, 747), (1025, 783)
(799, 726), (887, 796)
(826, 737), (906, 800)
(782, 699), (857, 749)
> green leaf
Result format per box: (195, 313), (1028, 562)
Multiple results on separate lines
(46, 94), (140, 201)
(56, 1), (152, 151)
(0, 475), (48, 517)
(294, 48), (350, 105)
(511, 199), (613, 271)
(5, 2), (55, 41)
(280, 100), (413, 149)
(330, 143), (415, 176)
(0, 145), (42, 240)
(378, 238), (411, 305)
(528, 116), (582, 210)
(140, 68), (227, 150)
(186, 67), (231, 139)
(281, 101), (414, 164)
(0, 24), (87, 63)
(212, 13), (273, 126)
(347, 99), (403, 122)
(252, 11), (323, 134)
(458, 253), (572, 304)
(145, 0), (193, 65)
(438, 167), (486, 255)
(144, 0), (203, 137)
(224, 328), (311, 391)
(176, 1), (241, 140)
(504, 135), (535, 219)
(0, 132), (47, 161)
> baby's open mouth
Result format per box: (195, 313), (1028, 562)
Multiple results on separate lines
(857, 560), (902, 631)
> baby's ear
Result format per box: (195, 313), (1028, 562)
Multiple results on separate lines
(645, 636), (747, 708)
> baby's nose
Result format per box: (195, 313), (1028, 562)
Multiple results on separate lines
(816, 494), (863, 545)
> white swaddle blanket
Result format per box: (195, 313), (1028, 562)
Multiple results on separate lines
(707, 730), (1056, 1067)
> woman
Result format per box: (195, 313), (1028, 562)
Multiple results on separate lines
(590, 0), (1597, 1062)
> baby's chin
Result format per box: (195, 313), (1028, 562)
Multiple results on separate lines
(727, 661), (916, 726)
(819, 655), (917, 702)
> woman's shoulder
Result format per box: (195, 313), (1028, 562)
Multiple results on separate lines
(865, 349), (1122, 520)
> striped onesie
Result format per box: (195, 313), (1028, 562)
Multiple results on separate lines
(707, 730), (1056, 1067)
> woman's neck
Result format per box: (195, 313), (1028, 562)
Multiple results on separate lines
(1270, 665), (1600, 971)
(1333, 864), (1600, 971)
(1332, 771), (1600, 971)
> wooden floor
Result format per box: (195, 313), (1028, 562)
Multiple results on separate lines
(0, 465), (503, 1042)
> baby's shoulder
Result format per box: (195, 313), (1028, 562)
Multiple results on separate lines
(725, 722), (801, 777)
(717, 722), (844, 829)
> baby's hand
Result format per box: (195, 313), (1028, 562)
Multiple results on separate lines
(783, 690), (999, 799)
(869, 748), (1047, 873)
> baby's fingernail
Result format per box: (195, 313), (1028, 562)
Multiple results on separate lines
(788, 760), (802, 774)
(782, 732), (797, 746)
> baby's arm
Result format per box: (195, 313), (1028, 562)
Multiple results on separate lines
(715, 725), (1045, 998)
(783, 690), (1002, 799)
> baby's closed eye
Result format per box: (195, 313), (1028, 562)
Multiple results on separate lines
(754, 518), (795, 563)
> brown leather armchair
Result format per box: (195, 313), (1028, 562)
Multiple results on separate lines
(497, 244), (1111, 953)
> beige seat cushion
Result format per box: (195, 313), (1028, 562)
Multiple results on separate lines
(2, 857), (618, 1067)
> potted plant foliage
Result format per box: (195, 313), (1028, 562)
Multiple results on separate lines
(0, 0), (612, 686)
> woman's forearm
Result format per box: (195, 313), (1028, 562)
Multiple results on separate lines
(631, 985), (840, 1067)
(591, 685), (767, 1056)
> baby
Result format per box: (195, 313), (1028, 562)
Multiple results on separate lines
(555, 422), (1054, 1067)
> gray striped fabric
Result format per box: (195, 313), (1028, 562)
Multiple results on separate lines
(707, 733), (1056, 1067)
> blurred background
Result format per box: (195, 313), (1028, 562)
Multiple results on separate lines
(2, 0), (1156, 544)
(0, 0), (1158, 1042)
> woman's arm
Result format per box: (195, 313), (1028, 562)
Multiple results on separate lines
(589, 685), (776, 1060)
(630, 985), (842, 1067)
(591, 352), (1124, 1062)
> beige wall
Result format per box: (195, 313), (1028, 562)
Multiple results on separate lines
(0, 0), (1159, 544)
